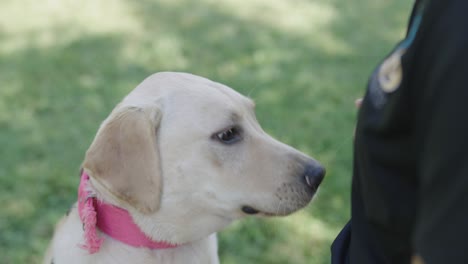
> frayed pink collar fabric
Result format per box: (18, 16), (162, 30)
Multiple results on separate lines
(77, 172), (177, 254)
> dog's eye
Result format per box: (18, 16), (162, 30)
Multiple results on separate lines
(215, 127), (242, 144)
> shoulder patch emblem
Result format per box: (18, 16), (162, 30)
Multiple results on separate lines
(378, 47), (406, 93)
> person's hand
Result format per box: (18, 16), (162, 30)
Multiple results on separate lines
(354, 98), (363, 138)
(355, 98), (363, 108)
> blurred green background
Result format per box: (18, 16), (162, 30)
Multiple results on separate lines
(0, 0), (412, 263)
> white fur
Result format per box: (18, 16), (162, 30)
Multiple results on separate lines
(44, 72), (322, 263)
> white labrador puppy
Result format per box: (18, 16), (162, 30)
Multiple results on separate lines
(44, 72), (325, 264)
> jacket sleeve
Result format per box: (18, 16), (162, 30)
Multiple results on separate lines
(412, 1), (468, 263)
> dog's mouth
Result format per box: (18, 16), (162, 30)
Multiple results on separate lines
(240, 177), (321, 217)
(241, 189), (316, 217)
(241, 205), (260, 215)
(241, 205), (284, 217)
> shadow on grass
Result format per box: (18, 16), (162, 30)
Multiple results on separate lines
(0, 0), (413, 263)
(0, 32), (150, 262)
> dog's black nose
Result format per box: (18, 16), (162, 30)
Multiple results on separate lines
(303, 165), (325, 191)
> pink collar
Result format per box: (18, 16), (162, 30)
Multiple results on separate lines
(77, 172), (177, 254)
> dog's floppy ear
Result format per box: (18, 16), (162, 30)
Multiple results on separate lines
(83, 105), (162, 214)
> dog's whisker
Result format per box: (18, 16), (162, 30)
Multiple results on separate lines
(247, 85), (259, 98)
(275, 197), (284, 216)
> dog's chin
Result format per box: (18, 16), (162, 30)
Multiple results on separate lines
(260, 211), (289, 217)
(241, 202), (312, 217)
(250, 208), (299, 217)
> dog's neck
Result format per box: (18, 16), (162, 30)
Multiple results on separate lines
(77, 172), (178, 254)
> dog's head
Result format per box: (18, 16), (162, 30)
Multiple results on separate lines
(82, 72), (325, 244)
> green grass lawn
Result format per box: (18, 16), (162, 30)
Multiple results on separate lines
(0, 0), (412, 263)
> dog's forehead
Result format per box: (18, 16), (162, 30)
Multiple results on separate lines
(125, 72), (254, 111)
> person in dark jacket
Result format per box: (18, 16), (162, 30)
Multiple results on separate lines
(332, 0), (468, 263)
